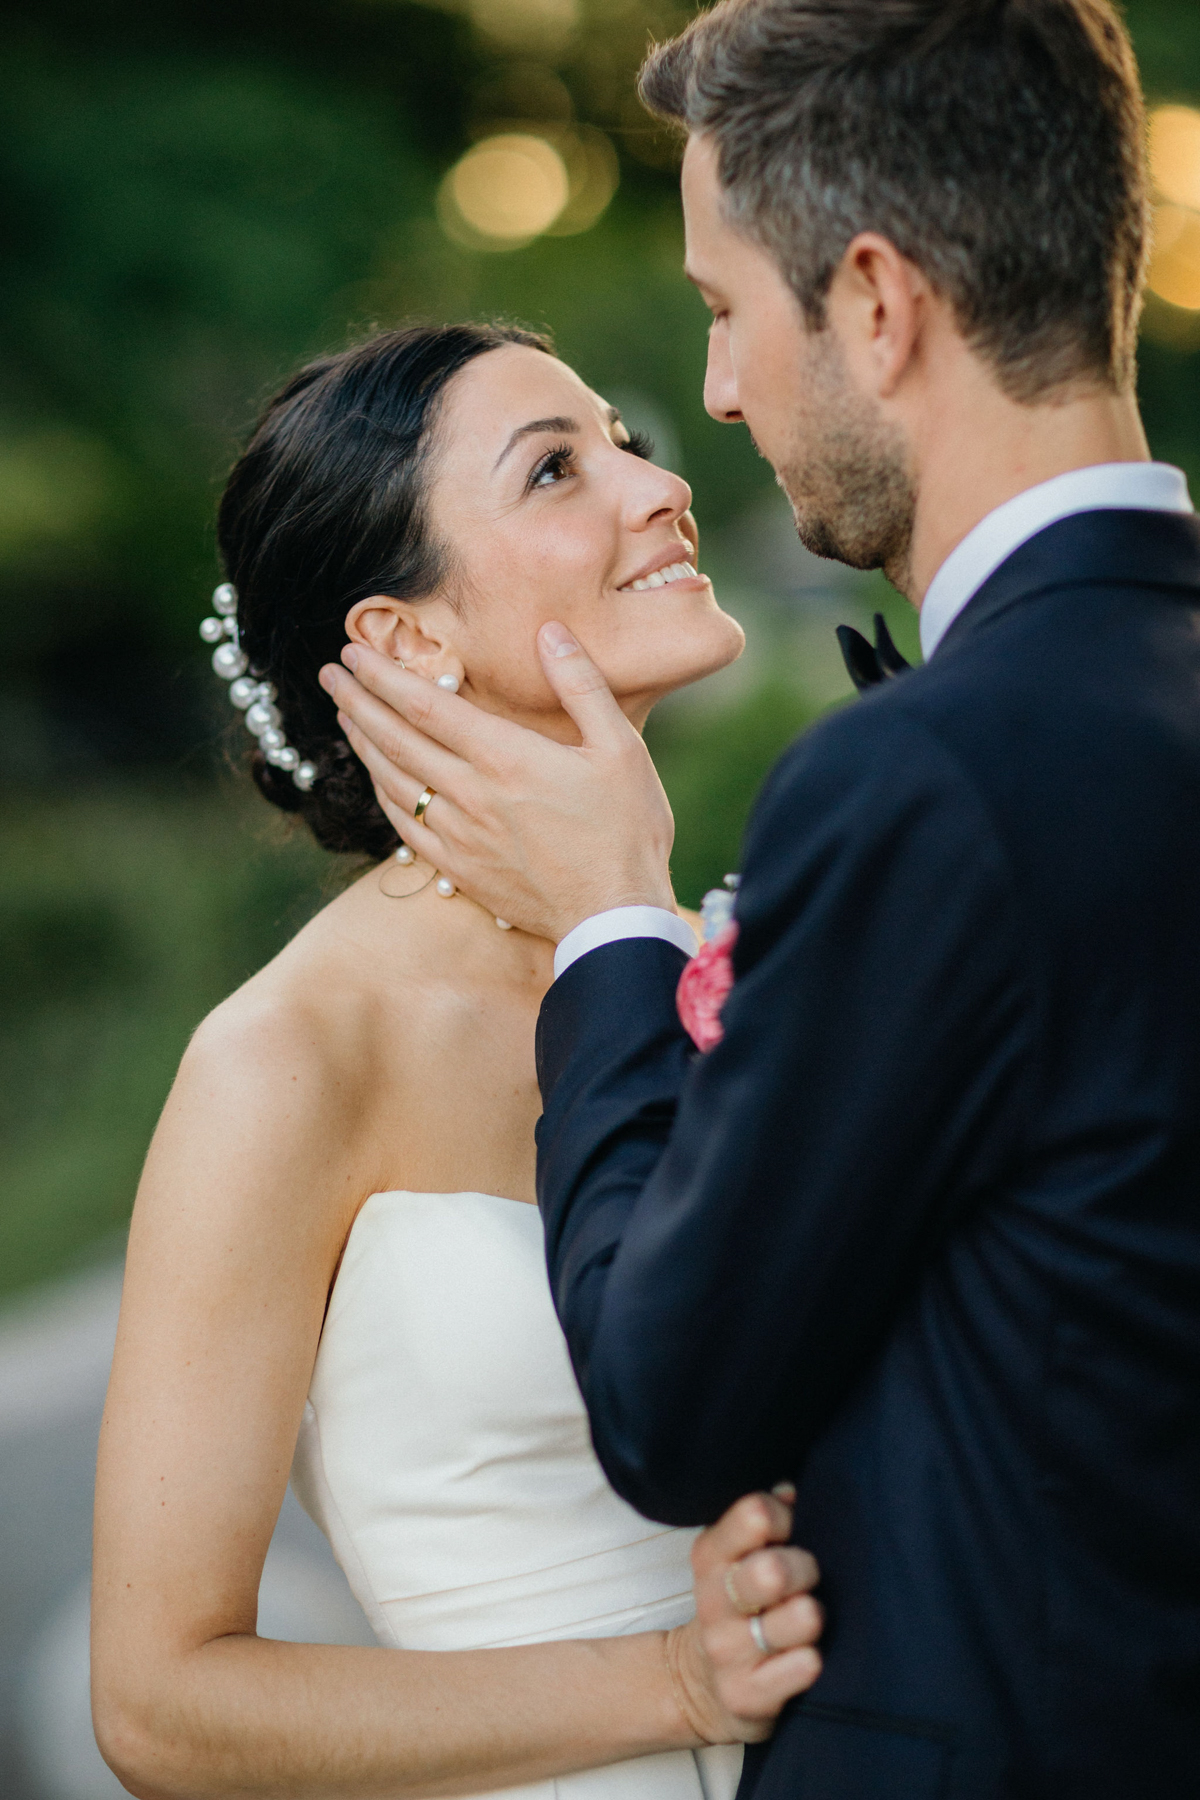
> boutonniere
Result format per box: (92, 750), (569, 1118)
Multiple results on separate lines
(676, 875), (739, 1052)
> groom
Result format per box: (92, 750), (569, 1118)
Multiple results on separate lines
(324, 1), (1200, 1794)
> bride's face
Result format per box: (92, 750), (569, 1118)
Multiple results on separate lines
(349, 345), (744, 738)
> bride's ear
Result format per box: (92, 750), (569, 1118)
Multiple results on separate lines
(345, 596), (465, 691)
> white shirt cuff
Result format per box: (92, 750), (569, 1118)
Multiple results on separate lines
(553, 907), (698, 981)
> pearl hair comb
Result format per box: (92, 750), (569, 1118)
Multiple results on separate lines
(200, 583), (318, 792)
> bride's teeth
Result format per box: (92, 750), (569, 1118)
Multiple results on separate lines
(623, 560), (699, 591)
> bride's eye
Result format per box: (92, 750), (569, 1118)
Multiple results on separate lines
(529, 443), (577, 489)
(621, 428), (655, 461)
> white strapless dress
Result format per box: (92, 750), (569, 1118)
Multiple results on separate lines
(291, 1189), (743, 1800)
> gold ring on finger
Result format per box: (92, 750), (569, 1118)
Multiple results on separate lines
(749, 1614), (770, 1657)
(414, 786), (435, 822)
(723, 1565), (759, 1618)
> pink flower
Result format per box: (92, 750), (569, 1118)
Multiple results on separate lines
(676, 922), (738, 1052)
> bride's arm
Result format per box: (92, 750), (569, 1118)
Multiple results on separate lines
(93, 997), (820, 1800)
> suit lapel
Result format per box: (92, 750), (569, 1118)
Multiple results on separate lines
(935, 508), (1200, 659)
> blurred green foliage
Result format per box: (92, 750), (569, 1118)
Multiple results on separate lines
(649, 684), (822, 904)
(1, 0), (1198, 1298)
(0, 784), (339, 1300)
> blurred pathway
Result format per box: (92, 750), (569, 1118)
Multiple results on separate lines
(0, 1260), (372, 1800)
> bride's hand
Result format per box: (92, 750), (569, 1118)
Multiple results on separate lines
(666, 1486), (823, 1745)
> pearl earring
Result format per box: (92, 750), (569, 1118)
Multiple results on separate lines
(435, 875), (456, 897)
(436, 673), (461, 693)
(395, 844), (415, 865)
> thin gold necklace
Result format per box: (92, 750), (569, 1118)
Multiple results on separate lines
(378, 844), (512, 930)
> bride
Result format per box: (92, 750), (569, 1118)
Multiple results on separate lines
(91, 322), (825, 1800)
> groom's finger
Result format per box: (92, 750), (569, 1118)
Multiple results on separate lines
(326, 643), (520, 771)
(321, 664), (468, 798)
(335, 711), (455, 863)
(334, 703), (453, 822)
(537, 622), (641, 753)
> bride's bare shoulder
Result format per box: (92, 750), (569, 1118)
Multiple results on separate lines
(126, 893), (394, 1350)
(165, 871), (393, 1173)
(166, 991), (354, 1208)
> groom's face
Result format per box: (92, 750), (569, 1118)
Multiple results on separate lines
(682, 133), (915, 579)
(682, 134), (812, 470)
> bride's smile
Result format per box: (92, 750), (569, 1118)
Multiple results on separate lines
(346, 343), (745, 742)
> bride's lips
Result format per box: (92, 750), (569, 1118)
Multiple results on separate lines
(616, 546), (707, 593)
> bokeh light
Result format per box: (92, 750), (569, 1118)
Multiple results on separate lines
(468, 0), (579, 57)
(438, 124), (619, 250)
(1149, 104), (1200, 211)
(1146, 104), (1200, 313)
(546, 125), (620, 235)
(1147, 203), (1200, 311)
(439, 133), (571, 248)
(467, 61), (574, 131)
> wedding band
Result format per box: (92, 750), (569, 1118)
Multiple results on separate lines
(414, 787), (435, 822)
(749, 1615), (770, 1658)
(723, 1565), (759, 1618)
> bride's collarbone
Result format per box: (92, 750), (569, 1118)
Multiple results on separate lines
(258, 886), (548, 1207)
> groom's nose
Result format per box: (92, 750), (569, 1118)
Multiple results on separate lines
(703, 322), (744, 424)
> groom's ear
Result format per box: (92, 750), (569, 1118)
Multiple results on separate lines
(830, 232), (928, 400)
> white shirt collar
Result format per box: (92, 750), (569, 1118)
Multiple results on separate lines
(919, 462), (1194, 662)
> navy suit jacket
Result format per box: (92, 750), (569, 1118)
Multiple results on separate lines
(535, 510), (1200, 1800)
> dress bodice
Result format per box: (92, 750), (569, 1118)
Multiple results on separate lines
(291, 1189), (741, 1800)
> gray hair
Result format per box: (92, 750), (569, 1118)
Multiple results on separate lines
(640, 0), (1149, 401)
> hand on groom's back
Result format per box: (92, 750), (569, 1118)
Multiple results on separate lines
(320, 626), (677, 939)
(678, 1486), (824, 1744)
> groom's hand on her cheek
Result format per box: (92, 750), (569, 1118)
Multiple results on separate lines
(319, 624), (677, 942)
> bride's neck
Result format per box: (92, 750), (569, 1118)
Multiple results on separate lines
(461, 684), (653, 746)
(340, 851), (556, 992)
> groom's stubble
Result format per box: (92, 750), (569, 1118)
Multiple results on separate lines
(774, 325), (917, 595)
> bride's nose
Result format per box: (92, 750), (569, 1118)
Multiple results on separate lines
(624, 458), (693, 533)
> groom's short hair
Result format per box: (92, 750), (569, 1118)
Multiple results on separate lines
(640, 0), (1148, 401)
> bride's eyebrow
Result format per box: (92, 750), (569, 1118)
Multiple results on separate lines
(493, 415), (579, 472)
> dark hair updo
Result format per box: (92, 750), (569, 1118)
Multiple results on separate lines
(216, 321), (553, 857)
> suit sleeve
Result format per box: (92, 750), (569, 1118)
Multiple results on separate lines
(535, 702), (1037, 1525)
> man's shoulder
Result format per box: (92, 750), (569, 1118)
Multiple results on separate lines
(751, 550), (1200, 866)
(737, 681), (1012, 912)
(756, 674), (976, 820)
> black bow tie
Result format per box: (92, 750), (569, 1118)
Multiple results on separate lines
(836, 613), (913, 690)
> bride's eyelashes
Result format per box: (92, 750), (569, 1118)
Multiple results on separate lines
(527, 429), (657, 493)
(529, 443), (576, 489)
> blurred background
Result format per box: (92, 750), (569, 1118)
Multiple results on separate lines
(1, 0), (1199, 1792)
